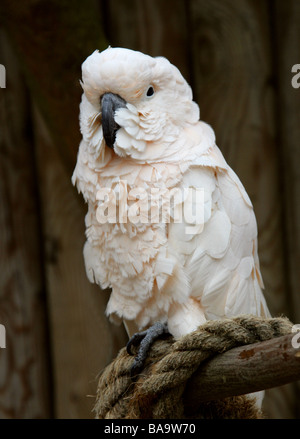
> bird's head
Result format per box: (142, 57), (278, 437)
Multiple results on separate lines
(79, 47), (199, 161)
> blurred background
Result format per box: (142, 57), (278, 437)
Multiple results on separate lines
(0, 0), (299, 419)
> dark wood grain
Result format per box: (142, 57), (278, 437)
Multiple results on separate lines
(0, 32), (51, 419)
(274, 0), (300, 418)
(102, 0), (191, 81)
(0, 0), (108, 174)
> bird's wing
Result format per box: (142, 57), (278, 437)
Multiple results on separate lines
(168, 125), (270, 323)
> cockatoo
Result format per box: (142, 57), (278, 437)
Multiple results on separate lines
(72, 47), (270, 383)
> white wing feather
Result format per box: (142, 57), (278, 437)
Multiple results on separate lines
(167, 134), (270, 336)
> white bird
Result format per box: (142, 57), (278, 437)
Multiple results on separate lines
(72, 47), (270, 383)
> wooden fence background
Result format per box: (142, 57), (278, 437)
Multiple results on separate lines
(0, 0), (299, 418)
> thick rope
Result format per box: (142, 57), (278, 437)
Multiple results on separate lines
(94, 315), (293, 419)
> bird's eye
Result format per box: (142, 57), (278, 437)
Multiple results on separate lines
(146, 86), (155, 97)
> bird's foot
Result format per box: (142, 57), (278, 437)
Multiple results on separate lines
(126, 321), (169, 377)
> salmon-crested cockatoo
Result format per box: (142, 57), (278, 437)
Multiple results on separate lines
(72, 47), (270, 382)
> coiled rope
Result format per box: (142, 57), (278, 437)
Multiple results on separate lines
(94, 316), (293, 419)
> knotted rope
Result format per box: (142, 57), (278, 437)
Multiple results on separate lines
(94, 316), (293, 419)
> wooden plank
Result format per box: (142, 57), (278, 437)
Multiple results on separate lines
(102, 0), (191, 80)
(274, 0), (300, 340)
(0, 31), (51, 418)
(274, 0), (300, 417)
(0, 0), (108, 174)
(33, 108), (127, 419)
(188, 0), (293, 418)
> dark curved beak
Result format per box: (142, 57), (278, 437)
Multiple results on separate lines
(101, 92), (127, 149)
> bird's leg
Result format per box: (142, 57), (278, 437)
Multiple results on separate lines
(126, 321), (169, 377)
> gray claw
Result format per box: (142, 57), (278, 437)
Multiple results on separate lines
(127, 321), (169, 377)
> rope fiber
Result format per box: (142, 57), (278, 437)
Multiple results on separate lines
(94, 315), (293, 419)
